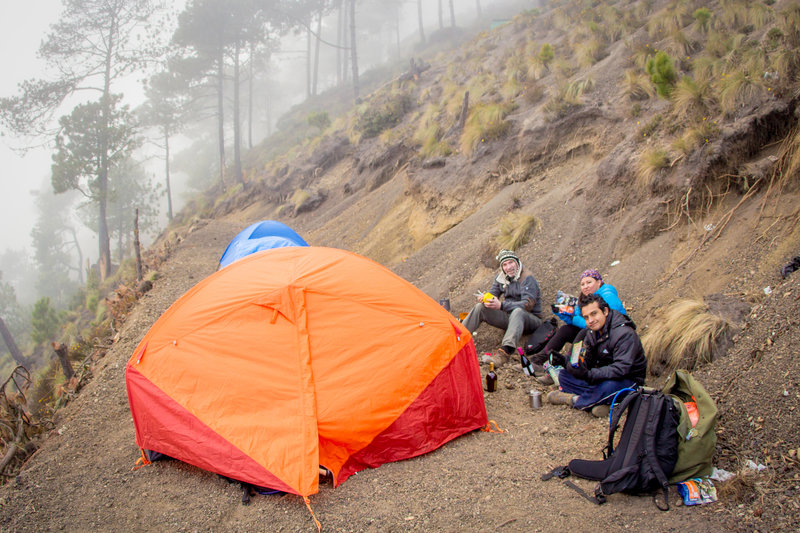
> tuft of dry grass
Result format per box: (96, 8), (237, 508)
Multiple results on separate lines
(635, 147), (670, 190)
(717, 71), (764, 115)
(622, 69), (655, 100)
(459, 102), (514, 155)
(671, 120), (719, 156)
(643, 299), (731, 376)
(672, 76), (716, 119)
(495, 212), (539, 251)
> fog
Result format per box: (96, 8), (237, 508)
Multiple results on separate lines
(0, 0), (526, 310)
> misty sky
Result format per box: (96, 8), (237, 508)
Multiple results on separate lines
(0, 0), (509, 262)
(0, 1), (63, 254)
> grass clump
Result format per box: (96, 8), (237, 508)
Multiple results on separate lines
(672, 76), (716, 120)
(460, 101), (515, 155)
(544, 78), (594, 118)
(635, 147), (670, 190)
(671, 120), (719, 156)
(622, 70), (655, 100)
(495, 212), (539, 251)
(643, 299), (731, 377)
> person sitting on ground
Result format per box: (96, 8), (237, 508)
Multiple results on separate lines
(531, 269), (628, 380)
(546, 293), (646, 418)
(461, 249), (543, 366)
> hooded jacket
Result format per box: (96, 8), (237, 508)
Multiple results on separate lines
(562, 282), (627, 329)
(583, 309), (646, 385)
(488, 267), (542, 317)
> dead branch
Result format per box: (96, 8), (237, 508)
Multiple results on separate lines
(0, 417), (24, 476)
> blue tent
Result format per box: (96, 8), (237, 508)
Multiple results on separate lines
(218, 220), (309, 269)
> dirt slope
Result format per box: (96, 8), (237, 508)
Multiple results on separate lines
(3, 0), (800, 530)
(0, 217), (732, 533)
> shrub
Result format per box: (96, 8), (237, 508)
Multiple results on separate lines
(635, 147), (670, 190)
(496, 213), (539, 251)
(307, 111), (331, 131)
(30, 297), (60, 346)
(643, 299), (731, 376)
(354, 91), (414, 139)
(538, 43), (554, 66)
(646, 51), (677, 98)
(692, 7), (712, 33)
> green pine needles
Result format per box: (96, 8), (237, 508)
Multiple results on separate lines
(646, 51), (678, 98)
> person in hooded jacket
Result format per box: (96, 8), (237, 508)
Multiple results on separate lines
(531, 269), (628, 383)
(461, 249), (543, 366)
(546, 293), (646, 417)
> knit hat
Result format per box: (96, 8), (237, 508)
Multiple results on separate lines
(496, 249), (522, 281)
(579, 269), (603, 283)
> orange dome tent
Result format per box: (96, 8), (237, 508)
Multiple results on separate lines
(125, 246), (487, 497)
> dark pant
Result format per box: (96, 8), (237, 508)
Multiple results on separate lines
(558, 370), (636, 410)
(530, 324), (584, 365)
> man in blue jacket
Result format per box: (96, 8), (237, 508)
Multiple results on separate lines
(546, 293), (646, 417)
(461, 249), (543, 366)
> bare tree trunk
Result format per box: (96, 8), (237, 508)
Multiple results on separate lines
(336, 0), (343, 85)
(233, 40), (243, 185)
(67, 226), (84, 284)
(438, 0), (443, 29)
(0, 317), (30, 369)
(248, 41), (254, 150)
(449, 0), (456, 27)
(164, 124), (173, 220)
(476, 0), (482, 18)
(417, 0), (426, 44)
(217, 51), (226, 190)
(349, 0), (359, 101)
(52, 342), (74, 381)
(312, 11), (322, 96)
(342, 2), (349, 83)
(306, 15), (312, 98)
(458, 91), (470, 130)
(134, 207), (142, 282)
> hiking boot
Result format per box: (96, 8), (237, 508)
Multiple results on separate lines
(535, 373), (554, 386)
(531, 363), (546, 378)
(546, 391), (576, 406)
(590, 404), (611, 418)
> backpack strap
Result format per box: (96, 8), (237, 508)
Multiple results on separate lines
(641, 394), (672, 511)
(562, 479), (604, 505)
(604, 388), (640, 459)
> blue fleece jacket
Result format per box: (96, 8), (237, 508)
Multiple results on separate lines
(558, 283), (627, 328)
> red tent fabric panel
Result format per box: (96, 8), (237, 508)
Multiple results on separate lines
(334, 341), (487, 484)
(126, 366), (297, 494)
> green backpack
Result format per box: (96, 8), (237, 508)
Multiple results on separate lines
(661, 370), (717, 483)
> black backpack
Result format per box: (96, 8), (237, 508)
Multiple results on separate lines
(524, 317), (558, 355)
(567, 389), (680, 510)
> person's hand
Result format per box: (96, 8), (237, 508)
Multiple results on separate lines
(556, 311), (572, 323)
(484, 296), (501, 310)
(565, 361), (590, 381)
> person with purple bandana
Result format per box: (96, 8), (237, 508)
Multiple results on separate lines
(530, 269), (628, 377)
